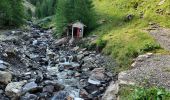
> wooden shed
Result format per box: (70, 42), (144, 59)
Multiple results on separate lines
(69, 21), (86, 38)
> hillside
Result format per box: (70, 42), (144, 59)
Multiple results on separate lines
(92, 0), (170, 70)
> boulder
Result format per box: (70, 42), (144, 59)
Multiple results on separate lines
(88, 68), (105, 84)
(54, 37), (67, 46)
(5, 81), (27, 98)
(0, 71), (12, 84)
(43, 85), (54, 93)
(22, 81), (40, 93)
(102, 81), (119, 100)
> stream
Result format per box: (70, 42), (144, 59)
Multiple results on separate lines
(0, 23), (116, 100)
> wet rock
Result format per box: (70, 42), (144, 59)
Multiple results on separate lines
(51, 91), (69, 100)
(88, 78), (101, 85)
(20, 93), (37, 100)
(88, 68), (106, 85)
(5, 81), (27, 99)
(0, 71), (12, 84)
(22, 81), (40, 93)
(43, 80), (65, 91)
(102, 81), (119, 100)
(0, 64), (7, 71)
(43, 85), (54, 93)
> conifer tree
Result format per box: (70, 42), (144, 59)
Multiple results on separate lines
(55, 0), (67, 36)
(0, 0), (24, 28)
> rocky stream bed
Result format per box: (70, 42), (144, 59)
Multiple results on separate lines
(0, 24), (116, 100)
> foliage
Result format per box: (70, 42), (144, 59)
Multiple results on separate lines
(0, 0), (25, 28)
(35, 0), (57, 18)
(55, 0), (97, 36)
(119, 86), (170, 100)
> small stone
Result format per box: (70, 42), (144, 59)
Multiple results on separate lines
(75, 72), (81, 77)
(0, 90), (3, 94)
(88, 78), (101, 85)
(72, 46), (79, 51)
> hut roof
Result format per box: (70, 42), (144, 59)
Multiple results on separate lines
(71, 21), (86, 28)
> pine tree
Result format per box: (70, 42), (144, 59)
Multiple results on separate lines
(55, 0), (67, 36)
(0, 0), (24, 28)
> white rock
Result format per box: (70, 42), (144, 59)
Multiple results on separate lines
(88, 78), (101, 85)
(5, 81), (27, 98)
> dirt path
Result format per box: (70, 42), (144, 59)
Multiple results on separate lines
(149, 28), (170, 50)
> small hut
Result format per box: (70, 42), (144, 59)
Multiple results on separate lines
(68, 21), (86, 39)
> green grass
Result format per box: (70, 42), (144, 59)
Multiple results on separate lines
(91, 0), (170, 71)
(119, 85), (170, 100)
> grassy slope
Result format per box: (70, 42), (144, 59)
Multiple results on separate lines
(92, 0), (170, 71)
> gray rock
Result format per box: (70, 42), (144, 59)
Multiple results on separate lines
(102, 81), (119, 100)
(51, 91), (69, 100)
(5, 81), (27, 98)
(43, 85), (54, 93)
(88, 68), (106, 85)
(20, 93), (37, 100)
(22, 82), (39, 92)
(77, 54), (84, 60)
(0, 89), (3, 94)
(0, 71), (12, 84)
(54, 37), (67, 46)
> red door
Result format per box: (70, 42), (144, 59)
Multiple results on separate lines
(77, 28), (80, 38)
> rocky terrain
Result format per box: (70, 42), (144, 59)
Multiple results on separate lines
(149, 26), (170, 50)
(0, 23), (116, 100)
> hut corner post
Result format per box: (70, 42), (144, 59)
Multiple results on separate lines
(72, 26), (74, 39)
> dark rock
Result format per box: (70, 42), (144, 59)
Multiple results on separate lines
(22, 82), (41, 93)
(51, 91), (69, 100)
(124, 14), (134, 22)
(43, 85), (54, 93)
(20, 93), (37, 100)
